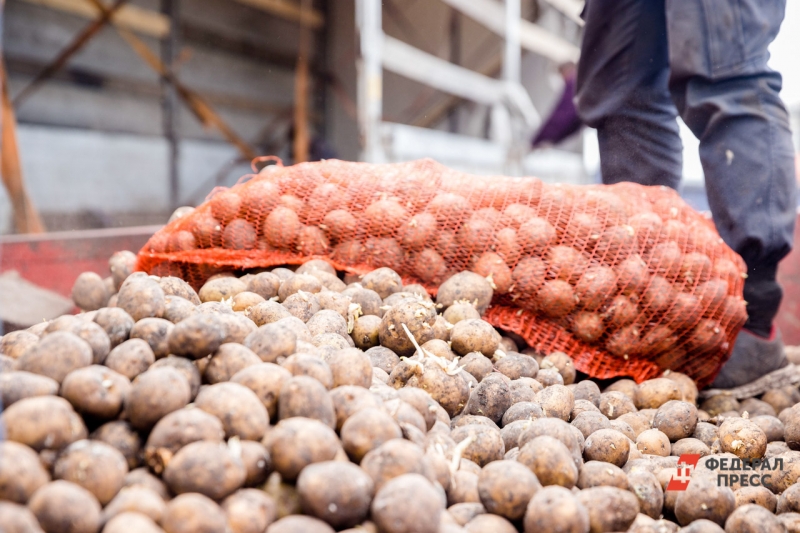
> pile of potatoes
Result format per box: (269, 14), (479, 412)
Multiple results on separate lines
(141, 161), (748, 370)
(2, 253), (800, 533)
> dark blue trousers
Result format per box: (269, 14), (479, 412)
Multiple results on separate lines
(575, 0), (797, 336)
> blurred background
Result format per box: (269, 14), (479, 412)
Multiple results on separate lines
(0, 0), (798, 234)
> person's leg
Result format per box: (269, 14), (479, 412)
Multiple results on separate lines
(666, 0), (798, 388)
(575, 0), (682, 189)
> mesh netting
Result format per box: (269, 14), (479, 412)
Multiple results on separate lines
(137, 158), (748, 387)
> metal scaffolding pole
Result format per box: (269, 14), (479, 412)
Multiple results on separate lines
(356, 0), (383, 163)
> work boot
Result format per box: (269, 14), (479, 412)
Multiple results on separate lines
(705, 327), (799, 399)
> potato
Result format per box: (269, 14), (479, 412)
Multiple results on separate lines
(1, 395), (86, 451)
(0, 370), (58, 408)
(125, 319), (171, 362)
(361, 438), (436, 492)
(246, 301), (293, 327)
(735, 485), (777, 512)
(500, 420), (535, 450)
(0, 330), (40, 361)
(126, 367), (191, 430)
(122, 468), (169, 500)
(144, 407), (224, 473)
(523, 485), (589, 533)
(117, 277), (166, 321)
(571, 399), (601, 419)
(194, 382), (269, 440)
(245, 321), (304, 363)
(451, 353), (488, 384)
(649, 400), (698, 443)
(163, 296), (196, 324)
(150, 355), (201, 400)
(436, 272), (494, 314)
(450, 319), (499, 358)
(167, 314), (226, 360)
(740, 398), (777, 418)
(571, 312), (606, 344)
(627, 470), (663, 519)
(265, 515), (335, 533)
(108, 250), (138, 291)
(573, 266), (616, 312)
(584, 428), (630, 467)
(103, 512), (164, 533)
(449, 424), (503, 468)
(91, 421), (142, 470)
(72, 271), (110, 311)
(679, 520), (726, 533)
(99, 486), (165, 526)
(378, 300), (437, 357)
(672, 438), (711, 457)
(162, 493), (228, 533)
(203, 343), (260, 384)
(163, 440), (246, 500)
(0, 441), (50, 504)
(448, 503), (486, 527)
(342, 287), (384, 318)
(540, 352), (576, 385)
(320, 348), (371, 389)
(461, 514), (515, 533)
(281, 291), (320, 322)
(339, 407), (402, 462)
(576, 486), (640, 533)
(461, 373), (510, 425)
(96, 340), (152, 383)
(221, 489), (277, 533)
(567, 381), (600, 407)
(232, 291), (266, 312)
(295, 461), (374, 529)
(724, 504), (783, 532)
(282, 353), (333, 389)
(599, 391), (637, 420)
(702, 394), (740, 418)
(61, 364), (130, 419)
(718, 417), (767, 460)
(674, 476), (735, 527)
(17, 331), (92, 384)
(536, 280), (578, 318)
(470, 252), (510, 294)
(371, 473), (444, 533)
(198, 277), (247, 303)
(494, 353), (537, 380)
(751, 415), (784, 443)
(571, 412), (612, 439)
(278, 376), (336, 428)
(635, 378), (682, 410)
(509, 377), (542, 404)
(518, 436), (578, 488)
(158, 275), (200, 304)
(265, 418), (341, 481)
(53, 440), (127, 505)
(477, 460), (540, 521)
(636, 429), (671, 457)
(535, 385), (575, 422)
(28, 481), (101, 533)
(447, 470), (481, 506)
(230, 363), (292, 421)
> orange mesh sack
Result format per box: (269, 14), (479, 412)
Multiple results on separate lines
(137, 158), (748, 387)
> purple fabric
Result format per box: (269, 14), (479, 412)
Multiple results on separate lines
(531, 76), (582, 147)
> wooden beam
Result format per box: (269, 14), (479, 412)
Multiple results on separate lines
(233, 0), (324, 29)
(1, 60), (46, 233)
(13, 0), (128, 107)
(19, 0), (169, 38)
(292, 0), (311, 163)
